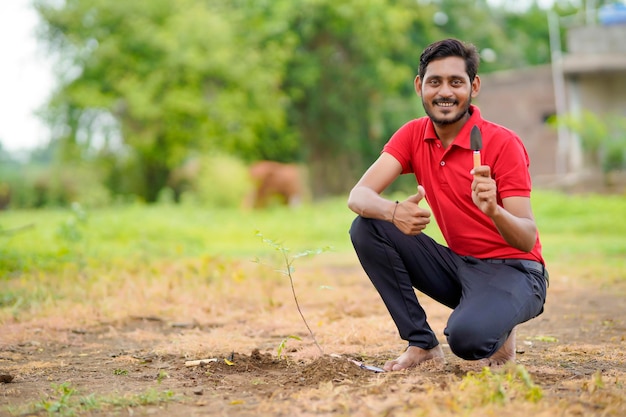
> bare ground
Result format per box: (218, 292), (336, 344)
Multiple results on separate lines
(1, 255), (625, 416)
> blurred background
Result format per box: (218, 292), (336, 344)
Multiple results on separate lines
(1, 0), (625, 210)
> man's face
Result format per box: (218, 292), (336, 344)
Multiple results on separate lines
(415, 56), (478, 127)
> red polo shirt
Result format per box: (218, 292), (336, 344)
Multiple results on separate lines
(383, 105), (544, 263)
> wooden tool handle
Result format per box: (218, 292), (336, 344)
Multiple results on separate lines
(473, 151), (481, 169)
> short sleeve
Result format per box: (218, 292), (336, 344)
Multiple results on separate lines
(382, 120), (419, 175)
(492, 134), (532, 198)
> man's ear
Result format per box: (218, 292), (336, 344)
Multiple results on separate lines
(414, 75), (422, 96)
(471, 75), (481, 98)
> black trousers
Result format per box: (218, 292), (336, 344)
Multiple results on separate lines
(349, 216), (547, 360)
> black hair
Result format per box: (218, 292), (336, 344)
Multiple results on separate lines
(418, 38), (480, 82)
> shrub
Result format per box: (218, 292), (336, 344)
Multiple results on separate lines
(174, 154), (253, 208)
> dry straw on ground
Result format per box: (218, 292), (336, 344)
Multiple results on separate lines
(1, 254), (625, 416)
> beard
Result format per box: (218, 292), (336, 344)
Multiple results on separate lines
(423, 97), (472, 126)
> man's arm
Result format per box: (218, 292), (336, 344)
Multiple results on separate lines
(348, 152), (431, 235)
(348, 153), (403, 221)
(471, 166), (537, 252)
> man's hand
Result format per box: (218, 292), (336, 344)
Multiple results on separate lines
(471, 165), (498, 217)
(392, 185), (431, 235)
(471, 165), (538, 252)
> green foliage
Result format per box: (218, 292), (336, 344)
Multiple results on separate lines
(281, 0), (417, 196)
(29, 0), (570, 203)
(21, 382), (177, 416)
(156, 370), (169, 384)
(1, 159), (110, 209)
(35, 0), (291, 202)
(0, 147), (19, 210)
(459, 365), (543, 406)
(177, 154), (253, 208)
(34, 382), (76, 416)
(113, 369), (129, 376)
(550, 111), (626, 185)
(277, 335), (302, 359)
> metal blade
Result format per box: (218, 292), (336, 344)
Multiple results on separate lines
(470, 125), (482, 151)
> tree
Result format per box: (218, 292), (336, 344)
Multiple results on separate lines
(35, 0), (290, 202)
(34, 0), (576, 203)
(276, 0), (416, 196)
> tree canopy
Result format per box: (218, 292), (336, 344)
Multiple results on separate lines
(31, 0), (581, 203)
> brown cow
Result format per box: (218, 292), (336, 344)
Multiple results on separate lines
(247, 161), (305, 209)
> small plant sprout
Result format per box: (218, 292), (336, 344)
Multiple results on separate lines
(157, 370), (169, 383)
(34, 382), (76, 415)
(277, 335), (302, 359)
(255, 231), (330, 357)
(587, 370), (605, 393)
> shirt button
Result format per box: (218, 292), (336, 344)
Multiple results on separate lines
(437, 143), (441, 148)
(440, 161), (445, 166)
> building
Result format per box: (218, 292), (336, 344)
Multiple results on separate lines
(476, 65), (557, 181)
(478, 5), (626, 192)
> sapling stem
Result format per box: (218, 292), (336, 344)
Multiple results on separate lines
(279, 248), (324, 356)
(256, 232), (326, 356)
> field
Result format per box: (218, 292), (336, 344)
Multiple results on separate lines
(1, 191), (625, 416)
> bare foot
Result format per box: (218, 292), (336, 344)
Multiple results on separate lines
(383, 345), (445, 371)
(479, 328), (516, 368)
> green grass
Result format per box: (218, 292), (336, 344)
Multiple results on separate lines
(532, 190), (626, 282)
(458, 364), (543, 406)
(9, 382), (178, 416)
(1, 190), (624, 280)
(0, 198), (357, 274)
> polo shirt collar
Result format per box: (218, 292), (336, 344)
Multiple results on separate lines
(424, 105), (483, 150)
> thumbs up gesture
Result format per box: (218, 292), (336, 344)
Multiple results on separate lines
(392, 185), (431, 235)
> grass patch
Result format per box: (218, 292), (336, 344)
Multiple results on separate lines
(0, 198), (357, 271)
(1, 190), (624, 322)
(9, 382), (178, 416)
(532, 190), (626, 284)
(457, 364), (543, 407)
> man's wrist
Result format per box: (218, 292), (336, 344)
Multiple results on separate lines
(391, 201), (400, 224)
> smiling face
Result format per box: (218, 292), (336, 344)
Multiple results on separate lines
(415, 56), (480, 128)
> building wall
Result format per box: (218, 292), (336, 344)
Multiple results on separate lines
(567, 24), (626, 54)
(476, 65), (558, 180)
(564, 23), (626, 117)
(476, 22), (626, 191)
(562, 22), (626, 192)
(568, 72), (626, 117)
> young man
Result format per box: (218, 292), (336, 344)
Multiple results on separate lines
(348, 38), (548, 371)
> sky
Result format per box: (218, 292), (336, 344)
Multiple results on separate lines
(0, 0), (54, 154)
(0, 0), (564, 155)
